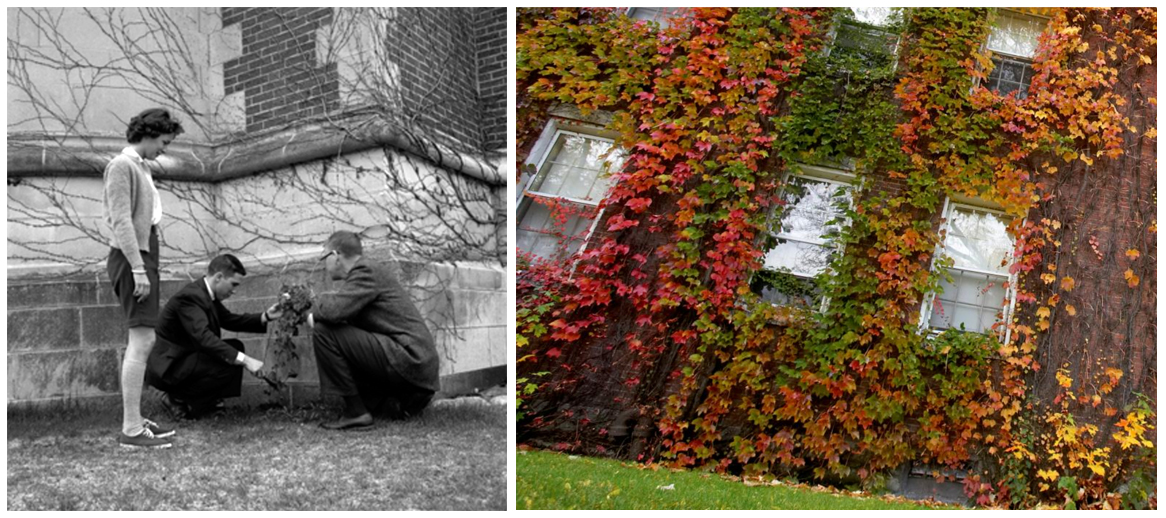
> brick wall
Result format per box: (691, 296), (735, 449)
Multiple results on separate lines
(386, 8), (482, 151)
(219, 7), (504, 149)
(222, 7), (339, 134)
(475, 7), (507, 151)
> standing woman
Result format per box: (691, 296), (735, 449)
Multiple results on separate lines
(103, 108), (184, 448)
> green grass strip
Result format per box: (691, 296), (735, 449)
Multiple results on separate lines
(518, 450), (960, 510)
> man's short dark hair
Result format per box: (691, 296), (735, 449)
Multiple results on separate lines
(325, 231), (362, 258)
(208, 254), (246, 277)
(126, 108), (185, 143)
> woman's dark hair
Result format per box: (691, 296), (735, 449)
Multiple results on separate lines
(125, 108), (185, 143)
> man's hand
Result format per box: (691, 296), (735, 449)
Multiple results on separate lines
(264, 303), (284, 323)
(241, 355), (264, 374)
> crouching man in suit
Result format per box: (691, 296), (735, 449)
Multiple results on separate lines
(147, 254), (282, 418)
(307, 231), (439, 430)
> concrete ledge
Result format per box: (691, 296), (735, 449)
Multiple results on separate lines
(436, 365), (506, 398)
(7, 367), (507, 413)
(8, 114), (503, 186)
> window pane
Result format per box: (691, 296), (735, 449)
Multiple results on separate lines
(762, 240), (832, 278)
(628, 7), (686, 28)
(529, 133), (622, 203)
(944, 207), (1012, 274)
(776, 177), (851, 243)
(756, 275), (819, 308)
(517, 199), (596, 260)
(931, 269), (1009, 334)
(987, 55), (1032, 99)
(849, 7), (893, 26)
(832, 21), (898, 69)
(987, 11), (1045, 58)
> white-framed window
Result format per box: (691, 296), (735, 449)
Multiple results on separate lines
(983, 10), (1049, 99)
(922, 200), (1017, 338)
(828, 7), (902, 71)
(626, 7), (688, 29)
(755, 164), (857, 307)
(516, 126), (625, 261)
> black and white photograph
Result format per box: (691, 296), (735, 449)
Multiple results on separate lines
(7, 7), (507, 510)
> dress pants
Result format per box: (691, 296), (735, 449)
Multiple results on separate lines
(148, 338), (245, 414)
(312, 321), (434, 418)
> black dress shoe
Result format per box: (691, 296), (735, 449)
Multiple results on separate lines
(161, 394), (190, 420)
(320, 413), (374, 430)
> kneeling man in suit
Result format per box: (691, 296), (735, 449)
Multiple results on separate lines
(307, 231), (439, 430)
(147, 254), (281, 418)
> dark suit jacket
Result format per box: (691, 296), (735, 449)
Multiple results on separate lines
(315, 257), (439, 391)
(148, 278), (266, 386)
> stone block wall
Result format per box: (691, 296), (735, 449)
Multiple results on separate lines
(7, 258), (505, 408)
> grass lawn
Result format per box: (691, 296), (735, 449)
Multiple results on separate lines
(518, 449), (960, 510)
(8, 396), (506, 510)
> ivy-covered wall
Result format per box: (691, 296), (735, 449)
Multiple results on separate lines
(517, 7), (1155, 509)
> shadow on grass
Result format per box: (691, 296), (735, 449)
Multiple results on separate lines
(8, 396), (506, 510)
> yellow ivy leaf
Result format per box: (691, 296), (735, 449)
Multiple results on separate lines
(1065, 304), (1076, 316)
(1081, 154), (1094, 166)
(1040, 273), (1056, 284)
(1125, 269), (1140, 287)
(1060, 276), (1075, 291)
(1088, 462), (1106, 477)
(1126, 249), (1141, 260)
(1056, 370), (1072, 388)
(1146, 127), (1157, 139)
(1036, 306), (1051, 319)
(1140, 54), (1153, 65)
(1037, 469), (1059, 481)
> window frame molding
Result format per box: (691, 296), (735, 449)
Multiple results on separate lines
(517, 120), (623, 262)
(975, 8), (1051, 97)
(757, 162), (860, 311)
(824, 8), (905, 73)
(919, 196), (1020, 344)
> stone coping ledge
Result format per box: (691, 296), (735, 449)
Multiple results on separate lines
(8, 114), (504, 186)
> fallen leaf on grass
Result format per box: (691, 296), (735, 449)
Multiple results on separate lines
(656, 484), (675, 491)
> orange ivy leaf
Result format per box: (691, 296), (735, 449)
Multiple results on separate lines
(1060, 276), (1075, 291)
(1124, 269), (1140, 287)
(1125, 248), (1140, 260)
(1104, 367), (1123, 383)
(1065, 304), (1076, 316)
